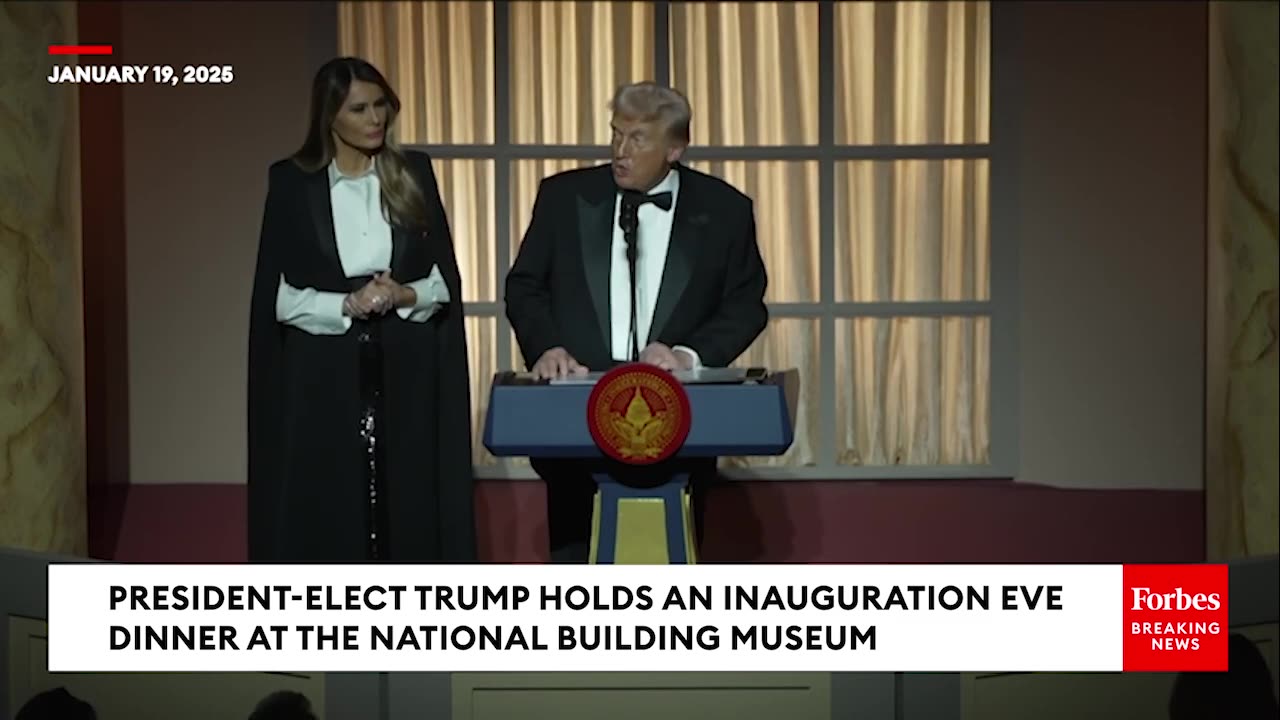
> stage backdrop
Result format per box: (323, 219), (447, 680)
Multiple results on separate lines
(114, 0), (1209, 493)
(78, 1), (1231, 564)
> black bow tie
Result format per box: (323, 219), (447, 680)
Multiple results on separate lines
(622, 189), (673, 211)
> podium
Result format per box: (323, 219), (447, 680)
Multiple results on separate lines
(483, 366), (798, 563)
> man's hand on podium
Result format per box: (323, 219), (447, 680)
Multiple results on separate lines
(640, 342), (694, 372)
(531, 347), (588, 380)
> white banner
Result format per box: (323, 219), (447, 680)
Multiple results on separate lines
(46, 563), (1129, 673)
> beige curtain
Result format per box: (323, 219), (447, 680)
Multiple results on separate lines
(340, 0), (990, 470)
(339, 1), (494, 143)
(509, 2), (654, 144)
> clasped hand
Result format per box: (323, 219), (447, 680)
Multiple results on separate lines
(344, 272), (412, 318)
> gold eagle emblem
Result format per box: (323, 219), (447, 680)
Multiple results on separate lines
(587, 364), (690, 465)
(608, 388), (669, 459)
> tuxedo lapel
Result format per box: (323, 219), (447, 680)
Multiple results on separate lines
(648, 167), (700, 343)
(304, 170), (343, 274)
(577, 178), (614, 352)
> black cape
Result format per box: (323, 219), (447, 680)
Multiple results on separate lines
(247, 150), (475, 563)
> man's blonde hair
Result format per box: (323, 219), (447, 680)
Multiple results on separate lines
(609, 82), (691, 144)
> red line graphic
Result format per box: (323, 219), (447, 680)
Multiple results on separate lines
(49, 45), (114, 56)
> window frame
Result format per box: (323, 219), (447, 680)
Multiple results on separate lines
(400, 0), (1019, 481)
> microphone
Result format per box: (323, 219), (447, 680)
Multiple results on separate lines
(618, 195), (641, 362)
(619, 197), (639, 260)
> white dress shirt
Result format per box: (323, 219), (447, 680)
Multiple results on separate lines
(275, 159), (449, 335)
(609, 168), (701, 367)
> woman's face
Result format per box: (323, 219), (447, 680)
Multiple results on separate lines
(331, 79), (388, 152)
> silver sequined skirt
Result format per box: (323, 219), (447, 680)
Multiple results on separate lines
(356, 319), (386, 561)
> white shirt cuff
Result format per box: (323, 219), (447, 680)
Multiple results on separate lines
(276, 276), (351, 335)
(396, 264), (450, 322)
(315, 292), (352, 332)
(672, 345), (702, 370)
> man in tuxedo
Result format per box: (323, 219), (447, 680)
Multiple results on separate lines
(505, 81), (768, 562)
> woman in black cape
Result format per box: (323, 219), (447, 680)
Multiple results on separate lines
(247, 57), (475, 562)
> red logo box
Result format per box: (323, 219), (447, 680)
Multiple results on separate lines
(1122, 564), (1228, 672)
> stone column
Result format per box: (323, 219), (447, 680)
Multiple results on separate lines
(1206, 1), (1279, 560)
(0, 2), (86, 555)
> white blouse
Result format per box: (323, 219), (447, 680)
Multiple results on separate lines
(275, 159), (449, 335)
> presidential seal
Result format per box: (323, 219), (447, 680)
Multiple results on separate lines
(587, 364), (691, 465)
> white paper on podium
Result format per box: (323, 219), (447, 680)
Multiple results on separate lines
(545, 367), (755, 386)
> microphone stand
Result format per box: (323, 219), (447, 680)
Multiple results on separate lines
(620, 198), (640, 362)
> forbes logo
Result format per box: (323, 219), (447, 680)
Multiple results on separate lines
(1130, 586), (1222, 612)
(1122, 565), (1229, 672)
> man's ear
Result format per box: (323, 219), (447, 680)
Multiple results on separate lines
(666, 143), (687, 165)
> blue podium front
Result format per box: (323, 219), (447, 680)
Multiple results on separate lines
(483, 367), (798, 564)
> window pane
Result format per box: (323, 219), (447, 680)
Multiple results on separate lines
(435, 159), (495, 302)
(510, 2), (654, 144)
(835, 316), (989, 466)
(510, 158), (607, 264)
(671, 2), (819, 145)
(835, 159), (988, 302)
(338, 1), (494, 144)
(835, 1), (989, 145)
(686, 161), (819, 302)
(467, 315), (498, 467)
(720, 319), (819, 469)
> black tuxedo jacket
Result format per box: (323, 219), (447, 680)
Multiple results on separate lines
(506, 163), (768, 370)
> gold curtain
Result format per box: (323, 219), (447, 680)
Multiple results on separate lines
(339, 1), (494, 144)
(340, 0), (990, 470)
(509, 2), (654, 144)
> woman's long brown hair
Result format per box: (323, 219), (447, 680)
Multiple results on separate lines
(293, 57), (431, 230)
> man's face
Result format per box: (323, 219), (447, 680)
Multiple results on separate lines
(610, 113), (685, 191)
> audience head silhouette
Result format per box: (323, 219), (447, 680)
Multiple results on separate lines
(15, 687), (96, 720)
(249, 690), (317, 720)
(1169, 633), (1278, 719)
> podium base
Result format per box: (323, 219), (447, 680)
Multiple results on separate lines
(587, 473), (698, 564)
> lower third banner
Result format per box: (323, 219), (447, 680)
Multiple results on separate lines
(45, 563), (1228, 673)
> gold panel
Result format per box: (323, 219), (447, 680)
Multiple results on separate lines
(613, 498), (671, 565)
(589, 490), (699, 565)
